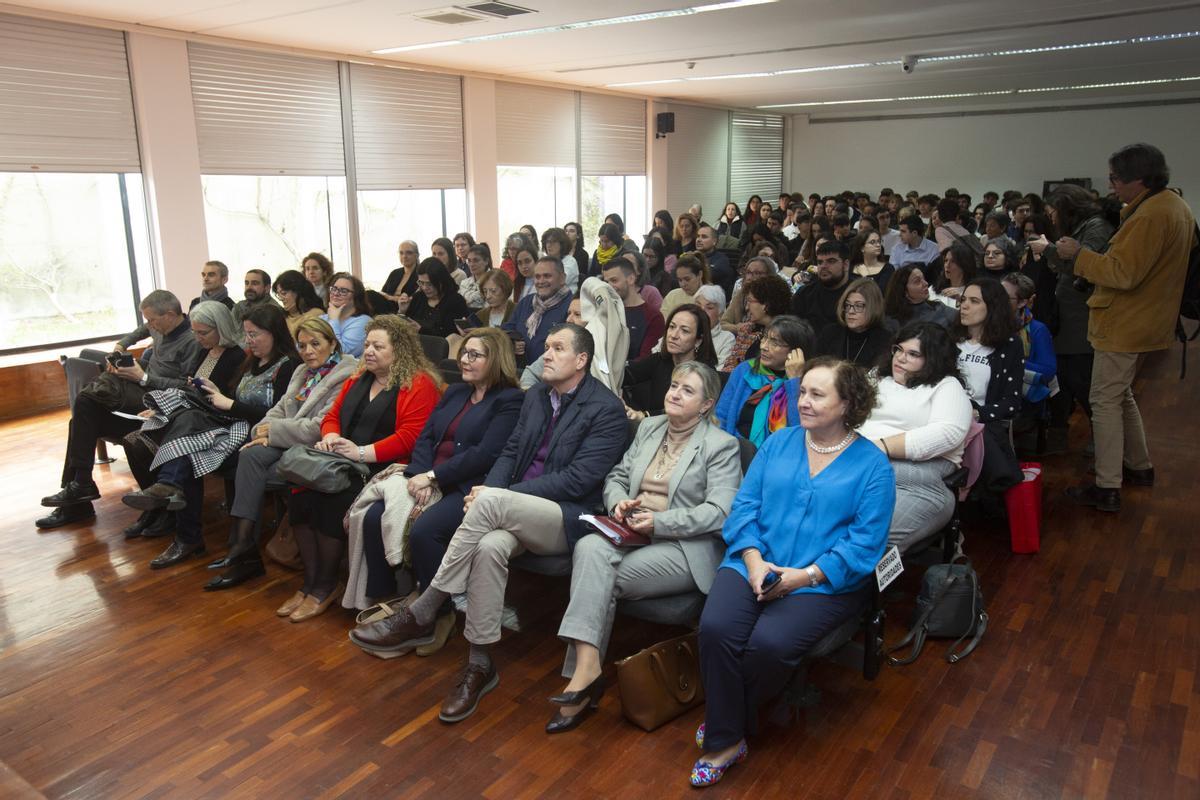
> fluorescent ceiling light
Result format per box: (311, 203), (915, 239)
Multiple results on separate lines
(603, 29), (1200, 87)
(756, 75), (1200, 108)
(373, 0), (777, 54)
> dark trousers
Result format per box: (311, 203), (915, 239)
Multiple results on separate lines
(158, 457), (205, 547)
(362, 490), (466, 598)
(697, 568), (864, 752)
(1049, 352), (1094, 427)
(61, 393), (142, 485)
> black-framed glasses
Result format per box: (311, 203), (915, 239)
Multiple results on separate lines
(843, 302), (867, 313)
(328, 286), (352, 296)
(459, 348), (487, 363)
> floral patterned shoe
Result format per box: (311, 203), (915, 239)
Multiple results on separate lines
(689, 740), (748, 787)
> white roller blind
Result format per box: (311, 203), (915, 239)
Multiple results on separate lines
(495, 82), (575, 167)
(580, 92), (645, 176)
(349, 64), (464, 190)
(730, 112), (783, 202)
(188, 43), (344, 175)
(666, 104), (729, 222)
(0, 13), (139, 172)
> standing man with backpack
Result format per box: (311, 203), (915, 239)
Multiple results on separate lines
(1057, 143), (1197, 513)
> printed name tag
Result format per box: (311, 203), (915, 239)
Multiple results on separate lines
(875, 545), (903, 592)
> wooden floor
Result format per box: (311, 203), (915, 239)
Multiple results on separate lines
(1, 348), (1197, 800)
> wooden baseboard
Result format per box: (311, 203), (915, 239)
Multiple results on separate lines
(0, 360), (67, 421)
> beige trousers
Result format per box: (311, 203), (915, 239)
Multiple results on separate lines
(430, 488), (566, 644)
(1089, 350), (1152, 489)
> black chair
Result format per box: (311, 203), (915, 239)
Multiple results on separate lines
(60, 348), (121, 464)
(418, 334), (449, 363)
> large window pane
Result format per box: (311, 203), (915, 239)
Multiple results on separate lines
(580, 175), (648, 253)
(358, 189), (446, 289)
(201, 175), (350, 279)
(0, 172), (143, 352)
(497, 166), (577, 244)
(444, 188), (469, 241)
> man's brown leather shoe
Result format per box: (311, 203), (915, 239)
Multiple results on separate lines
(349, 608), (435, 654)
(439, 663), (499, 723)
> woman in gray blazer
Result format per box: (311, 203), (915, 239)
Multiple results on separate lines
(548, 361), (742, 733)
(205, 317), (358, 591)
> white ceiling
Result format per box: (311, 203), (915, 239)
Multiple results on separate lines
(6, 0), (1200, 117)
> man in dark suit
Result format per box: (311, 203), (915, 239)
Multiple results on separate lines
(351, 322), (627, 723)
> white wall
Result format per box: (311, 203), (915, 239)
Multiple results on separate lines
(787, 104), (1200, 203)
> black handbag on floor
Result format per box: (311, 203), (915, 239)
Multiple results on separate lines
(887, 556), (987, 665)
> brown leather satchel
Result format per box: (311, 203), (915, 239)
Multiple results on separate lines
(615, 632), (705, 731)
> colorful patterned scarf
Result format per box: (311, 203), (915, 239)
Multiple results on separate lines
(743, 359), (789, 448)
(296, 353), (341, 402)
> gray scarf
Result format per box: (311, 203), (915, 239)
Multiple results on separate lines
(526, 286), (571, 340)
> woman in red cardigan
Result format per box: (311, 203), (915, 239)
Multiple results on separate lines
(280, 315), (442, 622)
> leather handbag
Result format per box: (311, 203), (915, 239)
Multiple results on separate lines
(276, 445), (369, 493)
(615, 632), (705, 732)
(887, 556), (987, 666)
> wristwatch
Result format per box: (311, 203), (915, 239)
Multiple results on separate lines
(805, 566), (819, 587)
(138, 372), (149, 387)
(425, 470), (437, 484)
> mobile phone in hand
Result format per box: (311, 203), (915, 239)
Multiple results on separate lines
(760, 570), (781, 592)
(116, 353), (135, 368)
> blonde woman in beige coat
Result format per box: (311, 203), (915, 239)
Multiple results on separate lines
(205, 317), (358, 591)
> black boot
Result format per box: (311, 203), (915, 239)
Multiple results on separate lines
(141, 510), (175, 539)
(203, 518), (264, 591)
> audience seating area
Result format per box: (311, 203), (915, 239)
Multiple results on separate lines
(3, 184), (1198, 798)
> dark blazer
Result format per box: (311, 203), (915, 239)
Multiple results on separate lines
(485, 372), (628, 550)
(406, 382), (524, 494)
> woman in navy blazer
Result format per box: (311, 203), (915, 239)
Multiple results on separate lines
(356, 329), (523, 650)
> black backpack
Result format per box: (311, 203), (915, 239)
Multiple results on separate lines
(886, 557), (987, 666)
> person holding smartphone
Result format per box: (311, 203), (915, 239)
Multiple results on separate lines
(690, 358), (894, 788)
(38, 290), (202, 530)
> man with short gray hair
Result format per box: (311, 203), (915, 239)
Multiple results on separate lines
(37, 290), (202, 530)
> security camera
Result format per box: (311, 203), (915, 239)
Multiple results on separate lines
(901, 55), (919, 74)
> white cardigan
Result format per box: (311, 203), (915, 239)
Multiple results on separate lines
(858, 375), (972, 464)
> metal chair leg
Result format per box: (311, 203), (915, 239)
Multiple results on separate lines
(95, 440), (116, 465)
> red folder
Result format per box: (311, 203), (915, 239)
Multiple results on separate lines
(579, 514), (651, 547)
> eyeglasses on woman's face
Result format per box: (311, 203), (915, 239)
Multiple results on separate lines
(328, 285), (352, 296)
(459, 347), (487, 364)
(843, 301), (867, 313)
(891, 344), (923, 361)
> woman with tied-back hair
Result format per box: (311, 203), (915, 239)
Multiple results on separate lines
(458, 243), (492, 311)
(273, 270), (326, 338)
(430, 237), (465, 284)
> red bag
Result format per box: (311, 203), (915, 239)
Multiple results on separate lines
(1004, 462), (1042, 554)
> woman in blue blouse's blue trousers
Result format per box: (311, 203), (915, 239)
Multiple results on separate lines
(690, 357), (896, 788)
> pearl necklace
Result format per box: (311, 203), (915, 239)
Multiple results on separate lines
(807, 430), (856, 454)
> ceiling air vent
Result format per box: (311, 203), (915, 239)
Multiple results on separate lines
(460, 2), (535, 18)
(414, 7), (489, 25)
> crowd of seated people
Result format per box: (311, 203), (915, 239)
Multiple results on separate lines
(40, 167), (1182, 788)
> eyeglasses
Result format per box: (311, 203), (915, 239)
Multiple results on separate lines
(245, 329), (265, 341)
(459, 348), (487, 364)
(273, 289), (292, 299)
(328, 286), (352, 296)
(761, 335), (787, 349)
(891, 345), (923, 360)
(843, 302), (867, 313)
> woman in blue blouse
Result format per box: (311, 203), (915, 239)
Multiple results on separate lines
(691, 357), (895, 788)
(322, 272), (372, 357)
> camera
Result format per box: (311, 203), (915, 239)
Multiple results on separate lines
(901, 55), (919, 74)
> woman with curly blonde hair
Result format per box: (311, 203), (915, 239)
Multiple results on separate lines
(279, 315), (442, 622)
